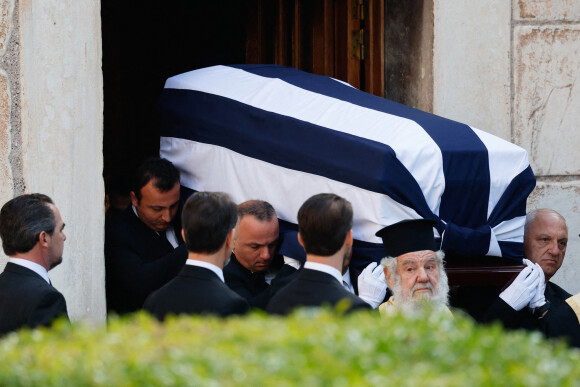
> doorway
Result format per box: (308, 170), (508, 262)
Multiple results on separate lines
(101, 0), (385, 211)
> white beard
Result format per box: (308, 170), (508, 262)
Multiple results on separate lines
(391, 268), (450, 313)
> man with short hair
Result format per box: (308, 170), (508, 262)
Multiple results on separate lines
(224, 200), (281, 308)
(144, 192), (249, 319)
(105, 157), (188, 314)
(483, 209), (571, 329)
(0, 194), (69, 335)
(266, 193), (371, 315)
(524, 209), (570, 306)
(376, 219), (450, 314)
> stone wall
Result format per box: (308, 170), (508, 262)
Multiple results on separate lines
(514, 1), (580, 294)
(0, 0), (18, 207)
(433, 0), (580, 294)
(0, 0), (106, 324)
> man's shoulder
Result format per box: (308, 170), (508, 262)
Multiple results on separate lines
(267, 268), (369, 313)
(223, 256), (248, 279)
(105, 207), (145, 239)
(546, 281), (572, 306)
(0, 264), (54, 292)
(160, 265), (239, 297)
(145, 266), (249, 317)
(0, 265), (68, 333)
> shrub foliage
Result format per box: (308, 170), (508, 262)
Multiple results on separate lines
(0, 309), (578, 386)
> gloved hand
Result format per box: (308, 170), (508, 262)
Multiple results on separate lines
(499, 264), (541, 311)
(357, 262), (387, 309)
(529, 263), (546, 309)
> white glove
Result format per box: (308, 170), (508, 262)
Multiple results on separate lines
(522, 258), (534, 268)
(283, 256), (302, 270)
(529, 263), (546, 309)
(499, 265), (541, 311)
(357, 262), (387, 309)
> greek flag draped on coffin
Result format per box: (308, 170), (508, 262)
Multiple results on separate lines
(158, 64), (536, 264)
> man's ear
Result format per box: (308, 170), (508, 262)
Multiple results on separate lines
(344, 229), (353, 247)
(384, 266), (394, 289)
(38, 231), (50, 248)
(297, 233), (304, 248)
(225, 228), (235, 250)
(130, 191), (138, 207)
(181, 229), (185, 242)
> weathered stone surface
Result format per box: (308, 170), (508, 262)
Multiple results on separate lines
(19, 0), (105, 323)
(0, 71), (13, 212)
(0, 0), (14, 56)
(527, 181), (580, 295)
(515, 0), (580, 22)
(433, 1), (511, 141)
(513, 26), (580, 176)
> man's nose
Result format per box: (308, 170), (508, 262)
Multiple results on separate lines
(259, 246), (272, 259)
(416, 267), (429, 282)
(161, 209), (172, 223)
(548, 240), (560, 256)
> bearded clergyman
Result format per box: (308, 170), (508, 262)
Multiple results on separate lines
(375, 219), (450, 315)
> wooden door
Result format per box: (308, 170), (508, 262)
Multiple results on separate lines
(246, 0), (384, 97)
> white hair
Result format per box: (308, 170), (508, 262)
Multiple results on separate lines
(380, 250), (449, 312)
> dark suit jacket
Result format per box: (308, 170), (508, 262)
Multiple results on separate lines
(0, 263), (68, 335)
(540, 294), (580, 348)
(143, 264), (250, 320)
(105, 206), (188, 314)
(266, 268), (371, 315)
(223, 255), (270, 308)
(482, 281), (572, 330)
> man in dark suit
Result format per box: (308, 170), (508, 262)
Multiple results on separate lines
(0, 194), (69, 335)
(144, 192), (249, 319)
(540, 292), (580, 348)
(224, 200), (283, 309)
(276, 250), (389, 309)
(266, 193), (370, 315)
(105, 157), (188, 314)
(483, 209), (571, 330)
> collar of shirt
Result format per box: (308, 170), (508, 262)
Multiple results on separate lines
(342, 267), (354, 293)
(186, 259), (225, 283)
(132, 205), (178, 248)
(304, 261), (342, 285)
(8, 257), (50, 284)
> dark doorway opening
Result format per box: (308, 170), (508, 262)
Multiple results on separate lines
(101, 0), (384, 213)
(101, 0), (247, 204)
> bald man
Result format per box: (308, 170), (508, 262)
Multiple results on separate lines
(483, 209), (571, 330)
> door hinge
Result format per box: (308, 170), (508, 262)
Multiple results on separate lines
(351, 28), (365, 60)
(351, 0), (365, 60)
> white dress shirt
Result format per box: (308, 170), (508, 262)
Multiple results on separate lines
(342, 268), (355, 294)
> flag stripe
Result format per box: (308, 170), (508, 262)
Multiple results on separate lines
(160, 64), (536, 261)
(161, 137), (422, 244)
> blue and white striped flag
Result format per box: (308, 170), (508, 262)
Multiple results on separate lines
(158, 64), (535, 264)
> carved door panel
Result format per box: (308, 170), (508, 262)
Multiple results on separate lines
(245, 0), (384, 97)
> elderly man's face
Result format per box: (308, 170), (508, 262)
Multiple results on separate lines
(524, 211), (568, 281)
(395, 250), (439, 300)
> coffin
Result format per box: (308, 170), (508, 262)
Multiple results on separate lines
(158, 64), (535, 285)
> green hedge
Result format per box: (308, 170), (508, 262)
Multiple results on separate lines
(0, 309), (578, 386)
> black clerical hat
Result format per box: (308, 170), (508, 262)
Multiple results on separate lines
(375, 219), (437, 257)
